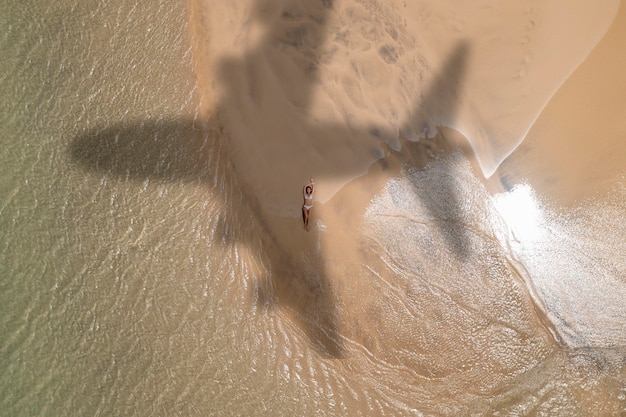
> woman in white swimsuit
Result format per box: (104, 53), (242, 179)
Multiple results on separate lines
(302, 177), (315, 231)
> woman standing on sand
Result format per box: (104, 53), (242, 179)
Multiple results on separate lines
(302, 177), (315, 231)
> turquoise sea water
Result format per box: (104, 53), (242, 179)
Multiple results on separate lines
(2, 1), (625, 416)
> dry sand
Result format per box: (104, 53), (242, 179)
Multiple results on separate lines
(188, 0), (620, 208)
(492, 0), (626, 205)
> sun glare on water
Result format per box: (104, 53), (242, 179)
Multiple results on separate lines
(492, 184), (545, 242)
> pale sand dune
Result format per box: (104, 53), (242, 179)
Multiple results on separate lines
(190, 0), (618, 213)
(400, 0), (620, 177)
(494, 0), (626, 205)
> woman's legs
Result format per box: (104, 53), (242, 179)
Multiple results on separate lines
(302, 206), (310, 231)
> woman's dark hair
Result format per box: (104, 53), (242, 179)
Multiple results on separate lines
(306, 186), (312, 193)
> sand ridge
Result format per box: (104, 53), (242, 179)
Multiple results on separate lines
(493, 0), (626, 205)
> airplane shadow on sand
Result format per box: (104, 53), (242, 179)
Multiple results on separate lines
(69, 0), (471, 358)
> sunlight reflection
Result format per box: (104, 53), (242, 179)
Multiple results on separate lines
(493, 184), (545, 242)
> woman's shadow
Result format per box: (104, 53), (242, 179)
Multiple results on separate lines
(69, 0), (470, 358)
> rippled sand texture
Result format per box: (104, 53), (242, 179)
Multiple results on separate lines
(2, 0), (626, 416)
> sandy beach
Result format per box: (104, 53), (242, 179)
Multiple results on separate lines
(188, 0), (624, 210)
(183, 0), (626, 413)
(493, 0), (626, 205)
(2, 0), (624, 415)
(187, 0), (624, 274)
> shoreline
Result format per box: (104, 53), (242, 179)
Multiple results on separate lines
(490, 0), (626, 206)
(183, 0), (624, 356)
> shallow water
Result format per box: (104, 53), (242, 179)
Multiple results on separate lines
(1, 0), (625, 416)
